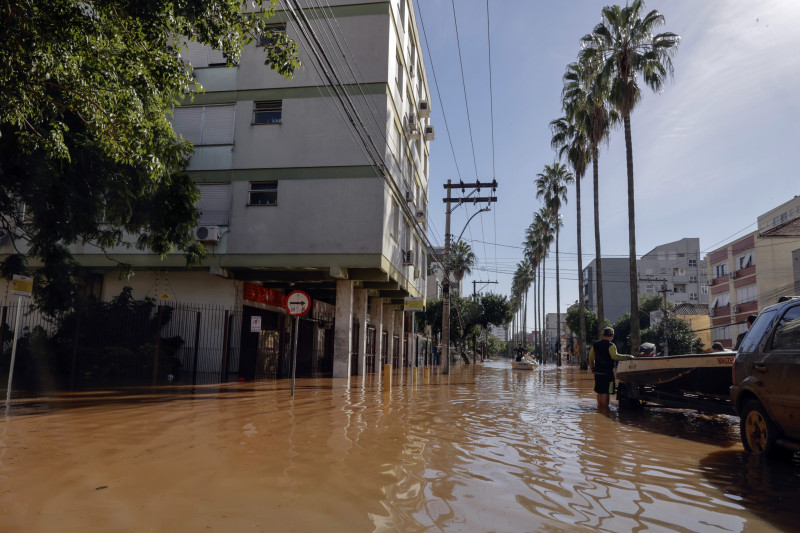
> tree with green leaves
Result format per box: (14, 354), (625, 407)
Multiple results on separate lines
(535, 163), (573, 366)
(0, 0), (299, 314)
(641, 316), (703, 355)
(581, 0), (680, 354)
(565, 306), (608, 346)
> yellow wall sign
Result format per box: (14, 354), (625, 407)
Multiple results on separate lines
(11, 275), (33, 297)
(403, 297), (424, 312)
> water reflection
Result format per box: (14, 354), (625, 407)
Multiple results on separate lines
(1, 362), (798, 532)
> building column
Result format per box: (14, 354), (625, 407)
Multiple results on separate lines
(333, 280), (354, 378)
(394, 306), (405, 367)
(353, 288), (368, 376)
(370, 297), (384, 368)
(383, 302), (395, 367)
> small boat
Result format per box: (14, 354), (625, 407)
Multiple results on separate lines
(512, 358), (537, 371)
(616, 351), (736, 399)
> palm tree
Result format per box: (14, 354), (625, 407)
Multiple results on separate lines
(449, 240), (476, 295)
(550, 114), (589, 369)
(562, 59), (617, 341)
(536, 164), (573, 365)
(529, 211), (554, 362)
(581, 0), (679, 352)
(513, 259), (533, 350)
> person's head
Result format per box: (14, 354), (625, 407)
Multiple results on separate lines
(747, 315), (757, 328)
(603, 327), (614, 339)
(712, 342), (724, 352)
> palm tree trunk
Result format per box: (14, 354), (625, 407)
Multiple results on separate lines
(541, 255), (547, 363)
(576, 175), (587, 370)
(523, 287), (528, 352)
(555, 224), (562, 367)
(624, 112), (640, 354)
(592, 145), (605, 339)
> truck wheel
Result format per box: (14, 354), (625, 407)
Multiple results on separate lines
(740, 400), (781, 457)
(618, 384), (641, 411)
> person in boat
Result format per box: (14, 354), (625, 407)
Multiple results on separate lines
(588, 327), (634, 410)
(637, 342), (656, 357)
(515, 343), (525, 362)
(733, 314), (757, 351)
(711, 342), (725, 352)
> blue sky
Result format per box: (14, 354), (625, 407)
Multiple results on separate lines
(414, 0), (800, 325)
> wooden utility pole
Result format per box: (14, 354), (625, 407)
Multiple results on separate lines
(442, 180), (497, 374)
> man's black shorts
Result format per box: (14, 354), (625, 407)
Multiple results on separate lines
(594, 373), (615, 395)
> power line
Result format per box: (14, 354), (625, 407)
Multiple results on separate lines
(448, 0), (479, 178)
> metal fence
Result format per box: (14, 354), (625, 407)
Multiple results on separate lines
(0, 301), (242, 392)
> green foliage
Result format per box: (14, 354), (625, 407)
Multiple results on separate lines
(486, 335), (505, 358)
(641, 316), (704, 355)
(0, 0), (299, 314)
(565, 307), (609, 344)
(478, 293), (513, 328)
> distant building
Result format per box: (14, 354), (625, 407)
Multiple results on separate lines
(671, 303), (711, 352)
(638, 238), (708, 307)
(582, 258), (630, 324)
(757, 216), (800, 307)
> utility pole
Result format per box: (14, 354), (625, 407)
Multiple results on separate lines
(442, 179), (497, 374)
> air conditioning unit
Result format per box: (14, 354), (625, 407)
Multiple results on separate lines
(194, 225), (220, 243)
(733, 305), (740, 313)
(418, 99), (431, 118)
(415, 209), (426, 222)
(730, 271), (738, 279)
(405, 190), (414, 202)
(424, 125), (435, 141)
(402, 250), (413, 266)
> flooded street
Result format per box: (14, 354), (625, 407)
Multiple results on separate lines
(2, 361), (799, 532)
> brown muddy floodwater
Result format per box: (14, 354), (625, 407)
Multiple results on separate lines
(1, 361), (799, 532)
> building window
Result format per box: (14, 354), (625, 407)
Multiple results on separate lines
(253, 101), (282, 125)
(713, 325), (731, 342)
(714, 262), (728, 278)
(690, 275), (697, 283)
(171, 105), (235, 145)
(701, 285), (708, 294)
(257, 24), (287, 47)
(396, 53), (404, 96)
(689, 293), (698, 301)
(248, 182), (278, 206)
(197, 184), (232, 225)
(673, 267), (686, 277)
(736, 284), (758, 304)
(736, 251), (754, 270)
(711, 293), (730, 308)
(674, 284), (686, 293)
(688, 258), (697, 267)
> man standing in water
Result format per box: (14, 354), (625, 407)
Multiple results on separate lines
(588, 327), (633, 410)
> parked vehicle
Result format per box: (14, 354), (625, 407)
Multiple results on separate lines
(730, 296), (800, 458)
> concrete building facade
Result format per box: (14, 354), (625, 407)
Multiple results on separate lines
(60, 1), (436, 379)
(582, 258), (630, 325)
(638, 238), (708, 307)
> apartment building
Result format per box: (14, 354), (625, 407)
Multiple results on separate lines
(67, 1), (435, 379)
(706, 231), (759, 349)
(638, 238), (708, 307)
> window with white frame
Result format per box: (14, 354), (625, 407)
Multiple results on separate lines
(688, 258), (697, 267)
(646, 284), (654, 293)
(736, 251), (754, 270)
(711, 292), (730, 308)
(713, 325), (731, 341)
(701, 285), (708, 294)
(171, 105), (235, 145)
(197, 184), (232, 225)
(690, 275), (697, 283)
(180, 40), (227, 68)
(248, 182), (277, 206)
(714, 261), (728, 278)
(736, 284), (758, 304)
(673, 267), (686, 276)
(690, 293), (698, 301)
(252, 101), (282, 125)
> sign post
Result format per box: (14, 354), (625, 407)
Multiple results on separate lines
(286, 290), (311, 396)
(6, 275), (33, 413)
(404, 297), (424, 374)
